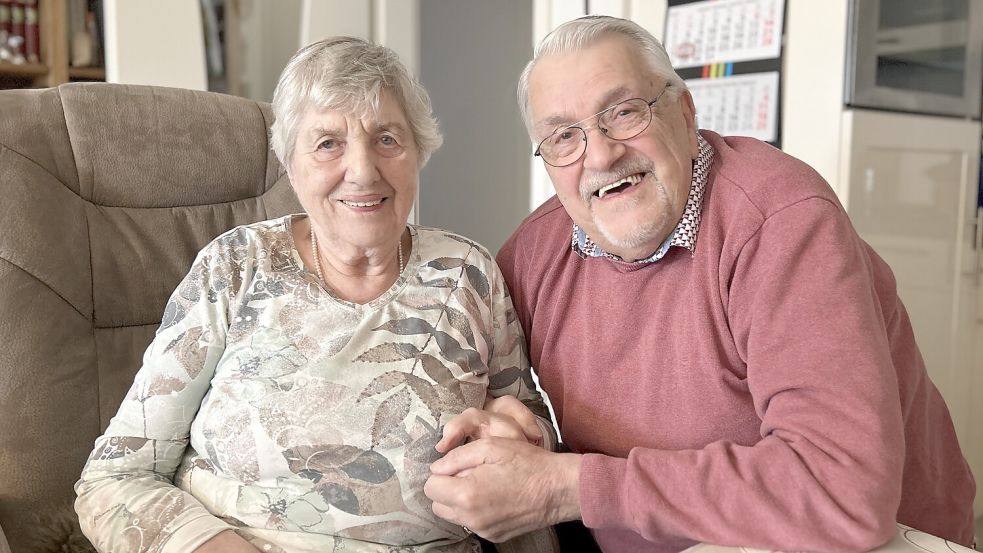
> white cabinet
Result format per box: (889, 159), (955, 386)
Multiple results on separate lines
(784, 1), (983, 514)
(840, 109), (982, 513)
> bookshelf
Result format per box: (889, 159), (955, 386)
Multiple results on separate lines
(0, 0), (104, 88)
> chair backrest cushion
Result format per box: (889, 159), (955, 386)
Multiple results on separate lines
(0, 83), (301, 549)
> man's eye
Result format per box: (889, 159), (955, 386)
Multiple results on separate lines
(615, 106), (642, 119)
(552, 130), (576, 144)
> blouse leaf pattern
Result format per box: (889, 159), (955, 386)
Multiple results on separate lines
(76, 217), (549, 553)
(371, 387), (414, 449)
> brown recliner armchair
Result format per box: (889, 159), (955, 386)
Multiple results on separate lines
(0, 83), (301, 551)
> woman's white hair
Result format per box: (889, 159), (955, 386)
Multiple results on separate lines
(271, 36), (442, 168)
(517, 15), (687, 140)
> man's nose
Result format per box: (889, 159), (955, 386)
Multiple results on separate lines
(582, 128), (626, 171)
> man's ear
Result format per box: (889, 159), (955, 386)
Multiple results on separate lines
(678, 89), (699, 158)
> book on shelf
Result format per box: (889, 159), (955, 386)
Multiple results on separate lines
(0, 0), (41, 67)
(68, 0), (103, 68)
(0, 0), (11, 36)
(23, 0), (38, 63)
(9, 0), (23, 58)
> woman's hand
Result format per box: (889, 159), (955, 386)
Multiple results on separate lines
(482, 396), (544, 445)
(435, 396), (544, 453)
(193, 530), (261, 552)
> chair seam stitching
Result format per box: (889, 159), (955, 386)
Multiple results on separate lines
(0, 255), (88, 320)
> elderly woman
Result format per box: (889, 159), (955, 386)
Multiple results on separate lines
(75, 37), (555, 553)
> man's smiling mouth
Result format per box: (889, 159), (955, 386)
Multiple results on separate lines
(595, 173), (643, 199)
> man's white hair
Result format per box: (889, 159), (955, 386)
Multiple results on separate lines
(271, 36), (443, 169)
(517, 15), (687, 140)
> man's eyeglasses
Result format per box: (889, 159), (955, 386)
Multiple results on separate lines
(534, 84), (670, 168)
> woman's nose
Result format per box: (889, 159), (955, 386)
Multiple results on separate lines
(343, 141), (381, 186)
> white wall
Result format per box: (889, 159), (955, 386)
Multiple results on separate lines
(781, 0), (851, 203)
(300, 0), (370, 47)
(299, 0), (419, 76)
(103, 0), (208, 90)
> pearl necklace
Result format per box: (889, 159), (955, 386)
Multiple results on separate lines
(310, 225), (404, 287)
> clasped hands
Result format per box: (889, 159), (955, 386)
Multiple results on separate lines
(424, 396), (582, 542)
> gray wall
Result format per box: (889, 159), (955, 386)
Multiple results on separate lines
(419, 0), (534, 254)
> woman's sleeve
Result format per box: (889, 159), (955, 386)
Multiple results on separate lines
(481, 253), (558, 451)
(74, 242), (237, 553)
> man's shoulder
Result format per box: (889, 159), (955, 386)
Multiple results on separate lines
(703, 131), (840, 219)
(510, 196), (570, 244)
(497, 196), (571, 281)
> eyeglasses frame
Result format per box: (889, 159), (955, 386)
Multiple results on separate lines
(533, 84), (672, 168)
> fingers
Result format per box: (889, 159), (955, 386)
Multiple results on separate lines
(424, 474), (460, 513)
(484, 396), (543, 444)
(430, 438), (500, 476)
(435, 410), (476, 453)
(426, 477), (486, 538)
(435, 408), (526, 453)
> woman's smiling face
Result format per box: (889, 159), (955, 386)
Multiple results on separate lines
(289, 89), (419, 252)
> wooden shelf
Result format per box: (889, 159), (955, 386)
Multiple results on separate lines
(69, 66), (106, 80)
(0, 0), (104, 89)
(0, 62), (49, 78)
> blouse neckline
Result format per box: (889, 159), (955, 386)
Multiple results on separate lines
(284, 213), (420, 311)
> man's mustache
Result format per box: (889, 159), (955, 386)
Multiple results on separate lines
(579, 158), (656, 202)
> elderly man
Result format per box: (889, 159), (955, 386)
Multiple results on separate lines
(424, 15), (976, 553)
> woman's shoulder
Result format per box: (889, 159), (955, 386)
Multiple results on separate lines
(189, 215), (300, 280)
(213, 215), (293, 246)
(200, 215), (296, 255)
(412, 225), (495, 267)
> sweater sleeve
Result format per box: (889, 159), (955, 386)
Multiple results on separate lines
(579, 198), (905, 552)
(74, 241), (238, 552)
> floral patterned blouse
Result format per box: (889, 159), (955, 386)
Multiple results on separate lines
(75, 215), (552, 553)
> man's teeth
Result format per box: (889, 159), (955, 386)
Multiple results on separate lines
(597, 174), (643, 199)
(342, 199), (384, 207)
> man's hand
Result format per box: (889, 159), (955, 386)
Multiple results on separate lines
(436, 396), (544, 453)
(425, 437), (582, 542)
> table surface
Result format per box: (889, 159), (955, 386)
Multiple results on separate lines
(681, 524), (974, 553)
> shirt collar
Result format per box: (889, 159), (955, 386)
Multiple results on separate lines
(571, 133), (714, 263)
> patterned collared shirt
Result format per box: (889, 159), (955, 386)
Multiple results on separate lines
(572, 133), (714, 263)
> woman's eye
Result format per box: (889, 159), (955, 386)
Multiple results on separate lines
(375, 134), (405, 157)
(317, 139), (338, 150)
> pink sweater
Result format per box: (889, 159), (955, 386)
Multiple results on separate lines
(497, 131), (975, 552)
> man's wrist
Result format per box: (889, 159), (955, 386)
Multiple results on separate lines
(547, 452), (583, 524)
